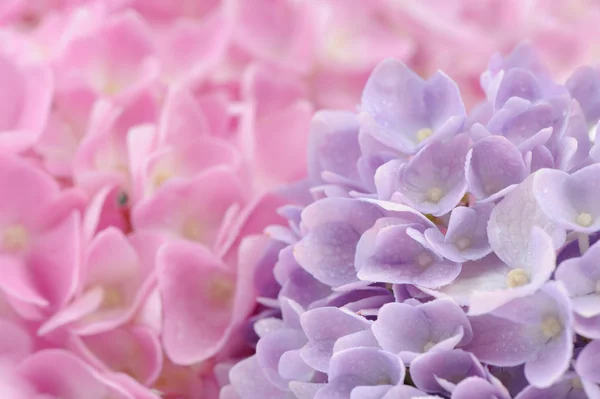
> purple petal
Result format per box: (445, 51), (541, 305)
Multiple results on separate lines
(328, 347), (405, 386)
(425, 204), (493, 262)
(464, 315), (544, 367)
(300, 307), (370, 372)
(466, 135), (526, 201)
(360, 59), (465, 155)
(575, 340), (600, 384)
(372, 302), (430, 356)
(350, 386), (392, 399)
(390, 134), (470, 216)
(289, 382), (325, 399)
(494, 68), (542, 108)
(228, 356), (295, 399)
(488, 174), (566, 268)
(524, 326), (573, 388)
(533, 164), (600, 233)
(308, 110), (361, 187)
(294, 198), (383, 287)
(566, 65), (600, 124)
(515, 375), (587, 399)
(410, 350), (485, 393)
(468, 227), (557, 316)
(256, 328), (307, 389)
(452, 376), (511, 399)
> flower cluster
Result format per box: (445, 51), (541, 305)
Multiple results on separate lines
(1, 1), (600, 398)
(225, 43), (600, 399)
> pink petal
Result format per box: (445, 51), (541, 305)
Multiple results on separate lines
(71, 325), (163, 386)
(0, 318), (33, 362)
(0, 255), (48, 307)
(157, 241), (237, 365)
(133, 167), (246, 250)
(28, 211), (81, 309)
(38, 287), (104, 335)
(16, 349), (128, 399)
(0, 152), (58, 226)
(141, 136), (243, 199)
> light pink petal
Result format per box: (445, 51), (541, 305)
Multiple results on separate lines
(0, 255), (48, 307)
(217, 192), (288, 260)
(16, 349), (127, 399)
(69, 228), (160, 335)
(28, 211), (81, 309)
(38, 287), (104, 335)
(157, 85), (211, 147)
(158, 11), (231, 84)
(18, 64), (53, 134)
(233, 0), (314, 73)
(35, 88), (95, 177)
(0, 152), (58, 225)
(74, 93), (158, 196)
(32, 187), (87, 231)
(0, 319), (33, 362)
(127, 124), (158, 204)
(142, 137), (243, 198)
(241, 63), (308, 118)
(56, 11), (157, 101)
(158, 240), (236, 365)
(85, 227), (138, 284)
(257, 101), (312, 189)
(72, 325), (163, 386)
(133, 167), (246, 249)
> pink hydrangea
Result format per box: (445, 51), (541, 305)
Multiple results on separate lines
(0, 1), (599, 398)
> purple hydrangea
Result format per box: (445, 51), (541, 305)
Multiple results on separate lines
(224, 43), (600, 399)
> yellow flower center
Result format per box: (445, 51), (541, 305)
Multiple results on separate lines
(426, 188), (444, 203)
(2, 225), (29, 252)
(506, 268), (529, 288)
(423, 341), (436, 352)
(541, 316), (562, 338)
(182, 220), (203, 242)
(455, 237), (471, 251)
(577, 212), (593, 227)
(417, 128), (433, 143)
(207, 276), (235, 307)
(102, 286), (124, 309)
(153, 170), (173, 189)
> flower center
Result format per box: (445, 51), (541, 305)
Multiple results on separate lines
(426, 188), (444, 203)
(541, 316), (562, 338)
(572, 377), (583, 390)
(102, 286), (124, 309)
(207, 276), (235, 307)
(576, 212), (593, 227)
(153, 170), (173, 189)
(417, 128), (433, 143)
(506, 268), (529, 288)
(455, 237), (471, 251)
(2, 225), (29, 252)
(417, 252), (434, 269)
(423, 341), (436, 352)
(182, 220), (203, 242)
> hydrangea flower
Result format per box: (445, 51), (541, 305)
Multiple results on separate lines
(227, 41), (600, 399)
(3, 1), (600, 399)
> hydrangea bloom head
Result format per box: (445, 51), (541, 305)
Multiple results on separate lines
(227, 42), (600, 399)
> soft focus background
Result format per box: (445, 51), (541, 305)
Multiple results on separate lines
(1, 0), (600, 398)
